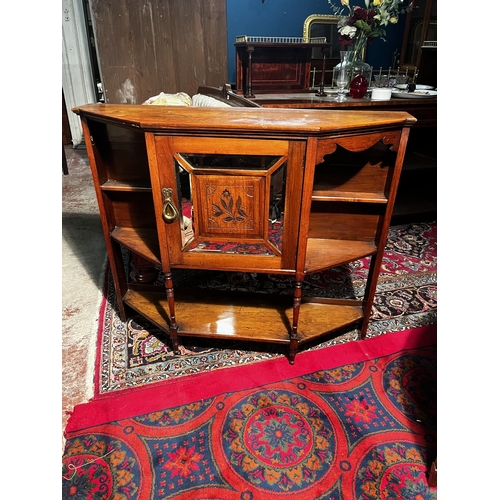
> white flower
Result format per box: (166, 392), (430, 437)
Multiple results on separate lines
(374, 7), (391, 26)
(339, 25), (357, 38)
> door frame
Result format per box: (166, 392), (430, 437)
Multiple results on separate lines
(62, 0), (96, 145)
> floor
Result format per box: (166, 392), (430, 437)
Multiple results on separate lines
(62, 144), (107, 440)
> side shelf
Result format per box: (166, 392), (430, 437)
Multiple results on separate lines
(305, 239), (377, 274)
(81, 116), (161, 317)
(311, 146), (393, 204)
(111, 227), (161, 265)
(101, 180), (152, 192)
(304, 137), (397, 273)
(89, 119), (151, 187)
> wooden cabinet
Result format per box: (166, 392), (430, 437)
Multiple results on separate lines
(235, 38), (331, 96)
(73, 104), (415, 363)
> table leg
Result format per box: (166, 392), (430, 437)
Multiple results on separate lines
(289, 281), (303, 364)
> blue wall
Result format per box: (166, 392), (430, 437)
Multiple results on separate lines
(226, 0), (407, 84)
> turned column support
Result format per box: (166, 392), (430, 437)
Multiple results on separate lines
(315, 46), (328, 97)
(131, 253), (159, 284)
(245, 45), (255, 98)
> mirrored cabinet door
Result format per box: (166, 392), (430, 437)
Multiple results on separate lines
(153, 136), (305, 272)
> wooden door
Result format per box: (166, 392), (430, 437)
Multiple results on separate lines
(151, 135), (306, 273)
(90, 0), (229, 104)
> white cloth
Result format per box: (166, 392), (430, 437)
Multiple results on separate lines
(142, 92), (192, 106)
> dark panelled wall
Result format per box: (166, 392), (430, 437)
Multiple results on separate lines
(90, 0), (228, 104)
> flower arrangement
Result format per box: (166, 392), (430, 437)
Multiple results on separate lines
(328, 0), (414, 57)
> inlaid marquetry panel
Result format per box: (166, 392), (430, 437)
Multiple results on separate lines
(193, 175), (266, 239)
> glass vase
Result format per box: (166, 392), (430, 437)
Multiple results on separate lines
(334, 36), (372, 92)
(349, 58), (372, 83)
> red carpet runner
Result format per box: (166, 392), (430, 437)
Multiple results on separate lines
(64, 325), (437, 499)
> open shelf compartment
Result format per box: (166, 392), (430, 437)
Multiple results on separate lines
(123, 288), (364, 345)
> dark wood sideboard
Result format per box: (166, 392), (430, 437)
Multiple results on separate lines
(73, 103), (416, 363)
(231, 37), (436, 223)
(235, 39), (331, 97)
(204, 84), (437, 224)
(251, 93), (437, 224)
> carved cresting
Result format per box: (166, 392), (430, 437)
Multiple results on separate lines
(314, 132), (400, 165)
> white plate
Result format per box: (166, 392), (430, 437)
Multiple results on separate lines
(395, 84), (434, 91)
(391, 90), (437, 99)
(323, 88), (339, 95)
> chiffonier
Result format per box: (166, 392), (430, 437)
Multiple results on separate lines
(73, 103), (416, 363)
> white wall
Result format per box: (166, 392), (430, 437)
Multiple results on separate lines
(62, 0), (96, 146)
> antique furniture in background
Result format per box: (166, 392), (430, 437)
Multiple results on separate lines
(399, 0), (437, 87)
(73, 101), (415, 364)
(234, 36), (331, 96)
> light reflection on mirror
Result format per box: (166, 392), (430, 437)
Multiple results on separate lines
(176, 161), (194, 248)
(303, 14), (342, 62)
(174, 154), (286, 256)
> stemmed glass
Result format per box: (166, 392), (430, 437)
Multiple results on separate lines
(336, 72), (348, 102)
(335, 51), (350, 102)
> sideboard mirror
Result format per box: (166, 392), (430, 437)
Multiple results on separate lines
(303, 14), (341, 62)
(303, 15), (367, 62)
(303, 14), (366, 87)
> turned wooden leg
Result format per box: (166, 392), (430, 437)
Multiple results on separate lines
(132, 253), (159, 284)
(165, 271), (180, 354)
(289, 281), (303, 364)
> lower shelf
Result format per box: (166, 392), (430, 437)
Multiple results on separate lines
(123, 288), (364, 345)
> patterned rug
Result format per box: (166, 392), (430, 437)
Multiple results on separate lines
(95, 222), (437, 395)
(64, 325), (437, 499)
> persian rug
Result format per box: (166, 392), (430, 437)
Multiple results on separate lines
(64, 325), (437, 499)
(95, 222), (437, 395)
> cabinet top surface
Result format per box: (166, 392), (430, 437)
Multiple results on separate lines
(73, 104), (416, 136)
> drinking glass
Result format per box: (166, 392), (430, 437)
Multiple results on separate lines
(336, 72), (348, 102)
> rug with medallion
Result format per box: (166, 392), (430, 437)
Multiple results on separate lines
(94, 222), (437, 396)
(64, 324), (437, 499)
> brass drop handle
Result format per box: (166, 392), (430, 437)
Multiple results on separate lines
(161, 188), (179, 223)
